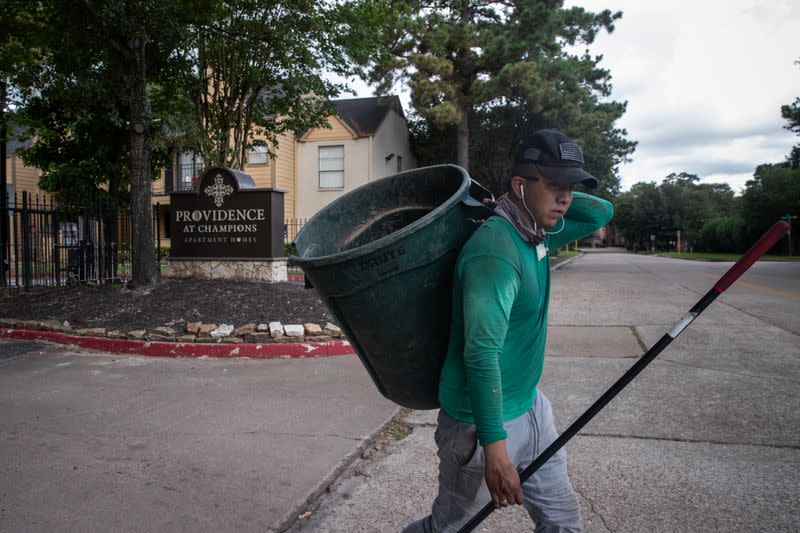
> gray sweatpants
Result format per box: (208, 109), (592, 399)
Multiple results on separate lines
(403, 390), (581, 532)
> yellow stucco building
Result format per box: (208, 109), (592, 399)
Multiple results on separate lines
(3, 135), (49, 205)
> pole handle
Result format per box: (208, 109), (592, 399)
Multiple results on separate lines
(714, 221), (789, 293)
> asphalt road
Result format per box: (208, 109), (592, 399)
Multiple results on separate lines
(0, 340), (50, 362)
(577, 250), (800, 335)
(0, 347), (396, 533)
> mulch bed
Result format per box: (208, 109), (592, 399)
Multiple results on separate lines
(0, 279), (336, 332)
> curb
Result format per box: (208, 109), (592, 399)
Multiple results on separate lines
(0, 328), (355, 359)
(269, 407), (402, 533)
(551, 252), (583, 271)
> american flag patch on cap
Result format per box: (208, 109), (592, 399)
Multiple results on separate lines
(559, 142), (584, 164)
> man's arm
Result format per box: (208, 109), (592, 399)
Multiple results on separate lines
(548, 191), (613, 251)
(460, 254), (524, 508)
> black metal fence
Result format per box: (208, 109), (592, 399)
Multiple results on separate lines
(284, 218), (306, 244)
(0, 194), (309, 290)
(0, 191), (161, 290)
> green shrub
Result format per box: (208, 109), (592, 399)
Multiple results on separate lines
(699, 215), (746, 252)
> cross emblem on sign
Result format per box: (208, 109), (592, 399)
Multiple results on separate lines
(204, 174), (234, 207)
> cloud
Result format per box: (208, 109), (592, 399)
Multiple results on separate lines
(565, 0), (800, 192)
(630, 122), (786, 152)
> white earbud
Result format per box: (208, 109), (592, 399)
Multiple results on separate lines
(519, 185), (538, 233)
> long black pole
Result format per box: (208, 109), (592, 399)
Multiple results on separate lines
(457, 221), (790, 533)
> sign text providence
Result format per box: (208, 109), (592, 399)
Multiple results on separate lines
(175, 208), (266, 240)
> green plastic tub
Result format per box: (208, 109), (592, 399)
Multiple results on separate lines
(291, 165), (493, 409)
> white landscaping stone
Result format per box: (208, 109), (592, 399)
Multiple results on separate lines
(269, 321), (285, 338)
(284, 324), (304, 337)
(211, 324), (234, 338)
(323, 322), (342, 337)
(257, 323), (270, 332)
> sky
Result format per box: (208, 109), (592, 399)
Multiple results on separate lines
(346, 0), (799, 193)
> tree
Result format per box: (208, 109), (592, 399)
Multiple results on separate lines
(369, 0), (634, 188)
(70, 0), (221, 288)
(458, 98), (634, 198)
(612, 181), (661, 250)
(698, 215), (748, 253)
(184, 0), (388, 168)
(781, 58), (800, 168)
(612, 173), (736, 251)
(0, 1), (55, 285)
(9, 2), (134, 210)
(782, 96), (800, 168)
(5, 1), (216, 288)
(17, 80), (132, 211)
(739, 163), (800, 254)
(0, 1), (46, 109)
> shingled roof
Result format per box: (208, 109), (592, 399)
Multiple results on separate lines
(3, 124), (33, 155)
(331, 96), (404, 138)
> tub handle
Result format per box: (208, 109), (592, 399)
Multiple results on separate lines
(463, 179), (494, 208)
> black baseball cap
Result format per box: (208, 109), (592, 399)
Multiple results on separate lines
(512, 129), (598, 189)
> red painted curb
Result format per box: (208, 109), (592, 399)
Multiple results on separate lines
(0, 328), (355, 359)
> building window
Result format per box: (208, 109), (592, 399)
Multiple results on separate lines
(178, 152), (202, 191)
(319, 145), (344, 189)
(249, 144), (269, 165)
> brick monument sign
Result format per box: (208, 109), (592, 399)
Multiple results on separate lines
(168, 167), (287, 282)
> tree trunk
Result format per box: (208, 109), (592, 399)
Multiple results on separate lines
(456, 107), (470, 170)
(128, 30), (159, 287)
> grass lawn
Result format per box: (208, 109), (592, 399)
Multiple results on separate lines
(657, 252), (800, 262)
(550, 250), (581, 266)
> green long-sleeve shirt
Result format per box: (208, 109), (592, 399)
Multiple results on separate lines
(438, 192), (613, 445)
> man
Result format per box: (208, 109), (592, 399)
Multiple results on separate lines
(404, 129), (613, 532)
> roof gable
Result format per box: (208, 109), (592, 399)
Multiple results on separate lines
(301, 114), (358, 142)
(332, 96), (404, 138)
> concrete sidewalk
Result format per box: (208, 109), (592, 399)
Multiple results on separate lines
(287, 252), (800, 532)
(0, 346), (396, 532)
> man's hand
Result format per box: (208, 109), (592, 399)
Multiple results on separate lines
(482, 195), (502, 209)
(483, 440), (523, 509)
